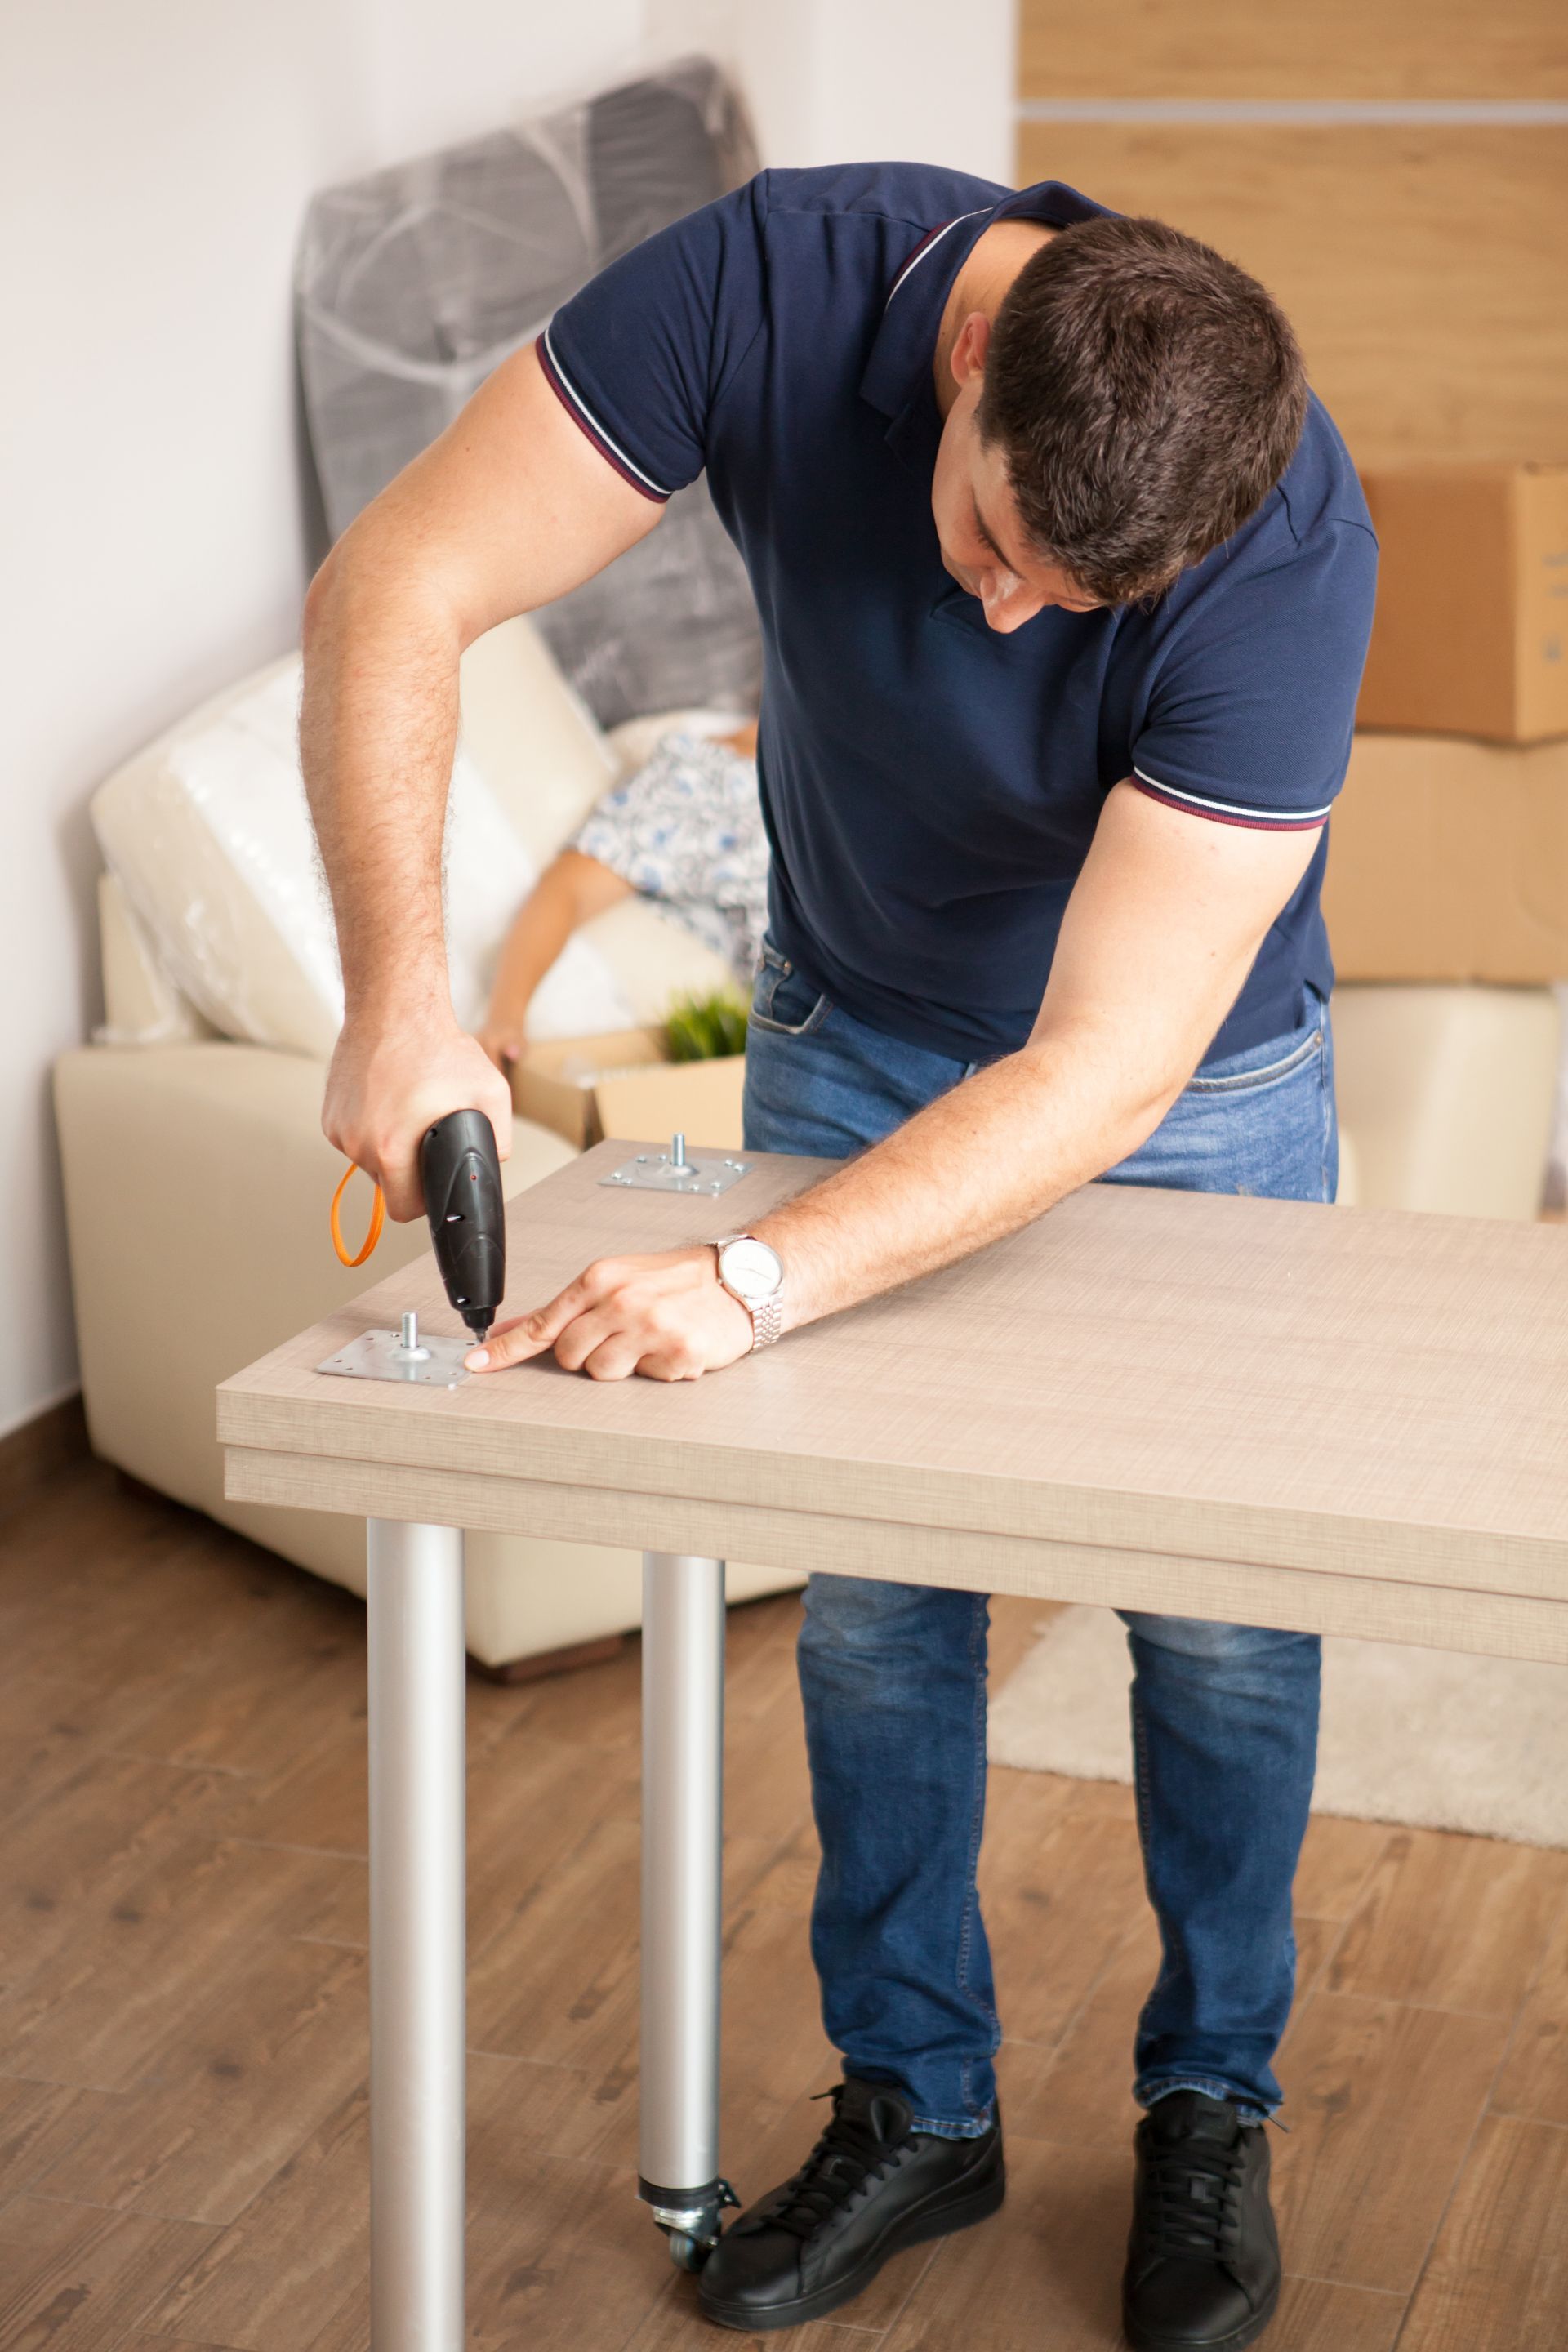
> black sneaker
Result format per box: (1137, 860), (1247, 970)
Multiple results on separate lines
(697, 2076), (1005, 2332)
(1122, 2091), (1281, 2351)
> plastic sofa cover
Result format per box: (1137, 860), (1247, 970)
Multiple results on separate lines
(90, 619), (737, 1057)
(296, 56), (763, 728)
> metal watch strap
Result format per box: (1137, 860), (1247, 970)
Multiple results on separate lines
(747, 1293), (784, 1352)
(714, 1234), (784, 1353)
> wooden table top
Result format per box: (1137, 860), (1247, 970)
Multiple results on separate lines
(220, 1141), (1568, 1659)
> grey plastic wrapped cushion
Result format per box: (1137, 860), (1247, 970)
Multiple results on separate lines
(296, 56), (762, 727)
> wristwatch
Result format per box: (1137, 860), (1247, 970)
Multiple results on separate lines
(713, 1233), (786, 1352)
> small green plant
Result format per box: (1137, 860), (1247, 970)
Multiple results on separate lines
(665, 988), (749, 1062)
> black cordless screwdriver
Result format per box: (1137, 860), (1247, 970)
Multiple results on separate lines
(420, 1110), (506, 1348)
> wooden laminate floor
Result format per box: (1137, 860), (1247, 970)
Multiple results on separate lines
(2, 1461), (1566, 2351)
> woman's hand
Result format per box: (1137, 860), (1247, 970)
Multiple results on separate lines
(476, 1016), (527, 1074)
(466, 1246), (755, 1380)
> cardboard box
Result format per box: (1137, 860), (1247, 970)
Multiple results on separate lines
(1357, 465), (1568, 743)
(510, 1028), (746, 1151)
(1325, 731), (1568, 983)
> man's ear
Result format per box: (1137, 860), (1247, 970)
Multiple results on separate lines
(950, 310), (992, 390)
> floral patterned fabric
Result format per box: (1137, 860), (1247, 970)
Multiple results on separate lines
(569, 729), (768, 986)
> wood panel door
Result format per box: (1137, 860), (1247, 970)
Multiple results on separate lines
(1017, 2), (1568, 466)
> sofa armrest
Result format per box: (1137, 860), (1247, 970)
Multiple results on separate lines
(55, 1041), (575, 1515)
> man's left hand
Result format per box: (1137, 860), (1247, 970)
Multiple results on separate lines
(465, 1245), (755, 1381)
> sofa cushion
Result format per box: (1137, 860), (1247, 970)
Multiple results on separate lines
(91, 625), (735, 1058)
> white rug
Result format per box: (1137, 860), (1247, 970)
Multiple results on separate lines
(988, 1606), (1568, 1849)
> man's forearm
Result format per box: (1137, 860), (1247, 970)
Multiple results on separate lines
(747, 782), (1322, 1339)
(753, 1024), (1178, 1332)
(302, 531), (521, 1218)
(466, 1018), (1192, 1379)
(301, 539), (464, 1027)
(300, 341), (664, 1215)
(466, 786), (1317, 1381)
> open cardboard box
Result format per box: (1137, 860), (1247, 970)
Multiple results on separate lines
(510, 1030), (746, 1151)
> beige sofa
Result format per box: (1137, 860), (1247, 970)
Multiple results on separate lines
(1330, 982), (1560, 1222)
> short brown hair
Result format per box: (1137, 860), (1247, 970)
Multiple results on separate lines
(976, 215), (1307, 605)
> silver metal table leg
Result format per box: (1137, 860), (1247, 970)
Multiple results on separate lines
(368, 1518), (467, 2350)
(639, 1551), (733, 2270)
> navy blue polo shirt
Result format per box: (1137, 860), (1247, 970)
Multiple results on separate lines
(539, 162), (1379, 1064)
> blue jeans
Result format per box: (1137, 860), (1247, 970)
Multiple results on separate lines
(744, 942), (1334, 2132)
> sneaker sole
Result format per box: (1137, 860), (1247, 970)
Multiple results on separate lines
(697, 2163), (1007, 2333)
(1121, 2273), (1281, 2352)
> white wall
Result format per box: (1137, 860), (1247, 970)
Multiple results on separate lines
(0, 0), (1014, 1441)
(651, 0), (1017, 183)
(0, 1), (644, 1441)
(743, 0), (1015, 184)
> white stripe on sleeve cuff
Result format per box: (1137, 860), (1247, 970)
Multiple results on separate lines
(541, 326), (673, 499)
(1133, 767), (1334, 826)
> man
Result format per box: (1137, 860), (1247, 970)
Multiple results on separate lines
(302, 161), (1376, 2351)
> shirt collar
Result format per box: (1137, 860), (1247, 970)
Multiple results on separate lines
(858, 179), (1114, 440)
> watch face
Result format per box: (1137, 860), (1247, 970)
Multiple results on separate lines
(719, 1237), (783, 1300)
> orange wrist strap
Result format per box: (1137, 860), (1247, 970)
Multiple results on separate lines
(331, 1163), (385, 1267)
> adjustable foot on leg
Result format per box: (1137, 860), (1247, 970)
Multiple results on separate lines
(642, 2176), (742, 2270)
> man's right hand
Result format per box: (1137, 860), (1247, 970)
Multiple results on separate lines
(323, 1013), (513, 1224)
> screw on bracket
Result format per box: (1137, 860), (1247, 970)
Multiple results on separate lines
(394, 1312), (431, 1362)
